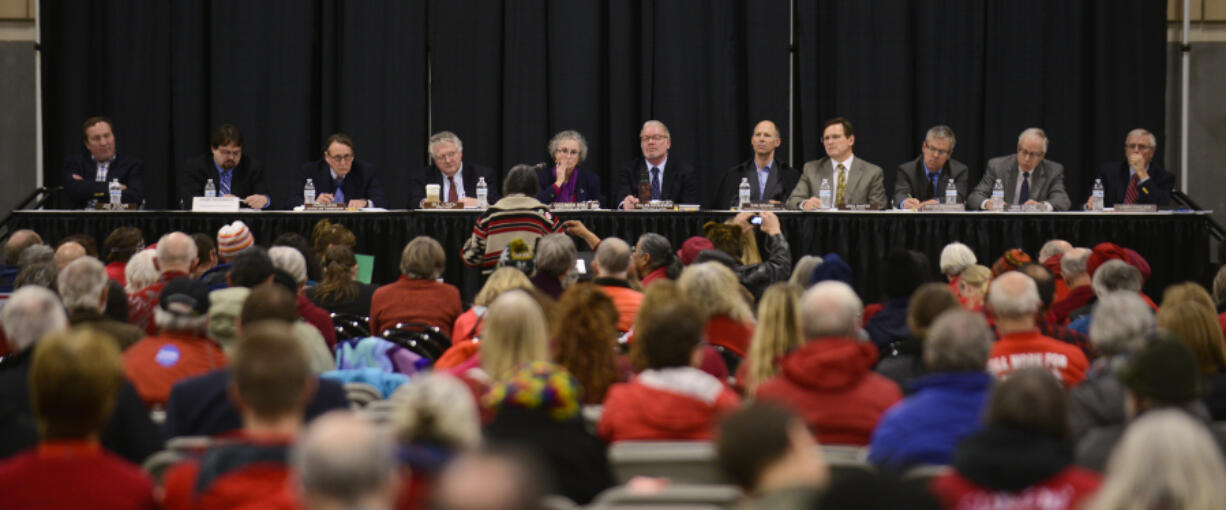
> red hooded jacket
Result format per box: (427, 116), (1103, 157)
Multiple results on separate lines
(755, 337), (902, 446)
(598, 369), (741, 442)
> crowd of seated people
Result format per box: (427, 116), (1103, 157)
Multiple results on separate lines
(5, 214), (1226, 510)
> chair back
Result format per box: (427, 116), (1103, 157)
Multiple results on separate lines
(607, 441), (729, 484)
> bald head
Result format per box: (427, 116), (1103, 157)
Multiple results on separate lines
(801, 281), (863, 339)
(987, 271), (1042, 320)
(1038, 240), (1072, 264)
(155, 232), (198, 274)
(4, 230), (43, 265)
(54, 242), (87, 270)
(1061, 247), (1092, 282)
(293, 411), (397, 509)
(594, 237), (632, 278)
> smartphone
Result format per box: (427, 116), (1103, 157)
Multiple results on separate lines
(750, 215), (763, 225)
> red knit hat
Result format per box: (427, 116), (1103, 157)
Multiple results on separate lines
(677, 236), (714, 266)
(1086, 242), (1129, 278)
(991, 249), (1032, 277)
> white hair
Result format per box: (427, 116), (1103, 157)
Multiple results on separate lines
(641, 120), (670, 137)
(800, 281), (862, 339)
(1089, 292), (1154, 357)
(153, 307), (208, 333)
(1038, 240), (1072, 264)
(925, 125), (957, 149)
(390, 373), (482, 450)
(1018, 127), (1049, 153)
(1089, 410), (1226, 510)
(124, 249), (159, 294)
(1060, 248), (1091, 280)
(156, 232), (198, 271)
(1124, 128), (1157, 149)
(1091, 260), (1143, 297)
(939, 242), (977, 277)
(1, 286), (67, 352)
(293, 411), (398, 506)
(269, 246), (308, 284)
(987, 271), (1041, 319)
(925, 310), (994, 372)
(57, 256), (108, 311)
(428, 131), (464, 158)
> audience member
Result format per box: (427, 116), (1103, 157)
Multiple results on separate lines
(53, 240), (86, 270)
(455, 290), (550, 396)
(939, 241), (976, 292)
(430, 446), (550, 510)
(591, 238), (643, 333)
(627, 280), (731, 381)
(443, 268), (535, 366)
(678, 262), (756, 357)
(0, 328), (154, 510)
(990, 248), (1032, 277)
(755, 281), (902, 445)
(484, 362), (615, 504)
(310, 219), (357, 261)
(273, 232), (323, 283)
(677, 235), (715, 267)
(124, 249), (158, 294)
(305, 244), (377, 316)
(956, 264), (991, 311)
(717, 403), (827, 510)
(930, 368), (1101, 510)
(370, 236), (462, 337)
(200, 220), (256, 289)
(530, 233), (576, 298)
(865, 250), (929, 356)
(58, 257), (143, 350)
(1039, 239), (1073, 301)
(123, 278), (226, 409)
(985, 272), (1088, 386)
(1066, 260), (1145, 336)
(14, 262), (57, 291)
(204, 247), (274, 348)
(270, 246), (337, 347)
(788, 254), (823, 288)
(552, 284), (625, 404)
(702, 211), (791, 300)
(462, 164), (563, 274)
(1213, 265), (1226, 327)
(1157, 300), (1226, 420)
(16, 244), (53, 268)
(190, 233), (218, 279)
(128, 232), (198, 334)
(1017, 263), (1097, 360)
(869, 310), (994, 470)
(817, 470), (941, 510)
(0, 229), (42, 291)
(1049, 247), (1093, 324)
(1070, 292), (1155, 440)
(875, 283), (960, 391)
(600, 300), (741, 442)
(389, 373), (482, 510)
(291, 411), (399, 510)
(1086, 410), (1226, 510)
(161, 321), (315, 510)
(103, 226), (142, 285)
(633, 232), (682, 288)
(741, 283), (804, 395)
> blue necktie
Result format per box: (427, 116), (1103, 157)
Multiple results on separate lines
(929, 172), (940, 198)
(220, 170), (233, 196)
(334, 177), (346, 204)
(1018, 173), (1030, 204)
(650, 167), (661, 200)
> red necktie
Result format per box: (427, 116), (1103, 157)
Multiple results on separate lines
(448, 176), (459, 202)
(1124, 174), (1139, 204)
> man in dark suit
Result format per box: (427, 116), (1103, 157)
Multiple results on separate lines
(292, 133), (387, 208)
(162, 367), (347, 439)
(968, 127), (1071, 211)
(62, 116), (145, 208)
(408, 131), (500, 208)
(614, 120), (702, 209)
(712, 120), (799, 209)
(787, 117), (888, 210)
(1092, 128), (1173, 208)
(178, 124), (270, 209)
(894, 125), (970, 210)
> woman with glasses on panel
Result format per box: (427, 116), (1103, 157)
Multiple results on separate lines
(536, 130), (603, 207)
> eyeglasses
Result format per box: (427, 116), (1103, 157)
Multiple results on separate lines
(433, 150), (460, 161)
(640, 134), (668, 142)
(216, 149), (242, 158)
(1017, 148), (1045, 160)
(1125, 143), (1153, 151)
(923, 142), (951, 157)
(555, 148), (581, 156)
(326, 152), (354, 162)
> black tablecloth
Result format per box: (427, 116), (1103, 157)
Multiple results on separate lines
(13, 209), (1211, 302)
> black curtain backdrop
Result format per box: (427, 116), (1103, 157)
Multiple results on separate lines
(42, 1), (1164, 213)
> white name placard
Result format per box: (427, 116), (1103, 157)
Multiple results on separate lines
(192, 196), (241, 212)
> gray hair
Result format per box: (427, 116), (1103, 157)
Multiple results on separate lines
(789, 255), (823, 287)
(428, 130), (464, 157)
(1038, 239), (1072, 264)
(57, 257), (108, 312)
(547, 130), (589, 163)
(939, 242), (977, 277)
(154, 307), (208, 333)
(1091, 260), (1143, 297)
(15, 262), (58, 291)
(595, 237), (632, 276)
(1213, 265), (1226, 307)
(502, 164), (540, 197)
(293, 411), (398, 506)
(925, 310), (993, 372)
(1089, 410), (1226, 510)
(156, 232), (198, 271)
(642, 119), (671, 137)
(1061, 247), (1091, 280)
(269, 246), (307, 284)
(636, 233), (676, 272)
(1124, 128), (1157, 149)
(987, 271), (1042, 319)
(535, 234), (576, 278)
(1, 286), (67, 352)
(925, 125), (957, 149)
(1089, 292), (1154, 357)
(1018, 127), (1049, 153)
(17, 244), (54, 268)
(800, 281), (863, 338)
(125, 249), (159, 294)
(390, 373), (482, 450)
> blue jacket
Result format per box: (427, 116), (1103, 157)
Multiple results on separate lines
(864, 297), (911, 356)
(868, 371), (992, 470)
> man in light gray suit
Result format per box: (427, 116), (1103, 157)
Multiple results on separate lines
(968, 127), (1071, 211)
(786, 117), (888, 210)
(895, 125), (970, 210)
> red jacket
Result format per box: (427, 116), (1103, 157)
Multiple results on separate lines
(370, 276), (462, 338)
(931, 468), (1100, 510)
(162, 437), (293, 510)
(297, 293), (338, 349)
(987, 330), (1089, 387)
(598, 369), (741, 442)
(755, 337), (902, 446)
(127, 270), (191, 335)
(1047, 285), (1094, 325)
(123, 331), (228, 409)
(596, 278), (643, 333)
(0, 441), (154, 510)
(706, 315), (754, 357)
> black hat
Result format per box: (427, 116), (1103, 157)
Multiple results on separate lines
(1116, 338), (1202, 403)
(158, 277), (210, 317)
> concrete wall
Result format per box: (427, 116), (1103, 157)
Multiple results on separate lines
(0, 14), (36, 220)
(1165, 23), (1226, 239)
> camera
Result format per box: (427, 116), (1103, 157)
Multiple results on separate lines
(749, 214), (763, 226)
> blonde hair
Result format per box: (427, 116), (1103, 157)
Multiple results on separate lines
(1089, 410), (1226, 510)
(958, 264), (992, 292)
(480, 290), (549, 380)
(677, 262), (753, 323)
(743, 283), (803, 394)
(473, 267), (534, 307)
(1161, 282), (1216, 311)
(1156, 301), (1226, 375)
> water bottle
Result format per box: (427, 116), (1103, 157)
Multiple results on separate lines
(738, 178), (751, 209)
(1091, 178), (1105, 211)
(990, 179), (1005, 210)
(476, 177), (489, 209)
(304, 178), (316, 205)
(108, 179), (122, 207)
(945, 179), (958, 205)
(818, 178), (833, 210)
(204, 179), (216, 198)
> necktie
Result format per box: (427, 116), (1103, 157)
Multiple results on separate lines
(650, 167), (661, 200)
(834, 164), (846, 207)
(1124, 174), (1139, 204)
(448, 176), (459, 202)
(930, 172), (940, 199)
(334, 178), (346, 204)
(1018, 172), (1030, 204)
(96, 162), (108, 182)
(220, 170), (232, 196)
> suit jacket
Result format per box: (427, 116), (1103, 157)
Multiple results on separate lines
(786, 156), (888, 210)
(711, 158), (800, 209)
(62, 153), (145, 208)
(613, 157), (702, 205)
(407, 162), (500, 209)
(894, 156), (970, 206)
(1097, 161), (1173, 207)
(537, 166), (603, 206)
(968, 155), (1071, 211)
(163, 368), (348, 439)
(292, 158), (387, 208)
(178, 153), (269, 209)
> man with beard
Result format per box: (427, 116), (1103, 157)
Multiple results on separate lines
(179, 124), (271, 209)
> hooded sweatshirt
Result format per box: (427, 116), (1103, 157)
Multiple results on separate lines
(598, 367), (741, 442)
(755, 337), (903, 445)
